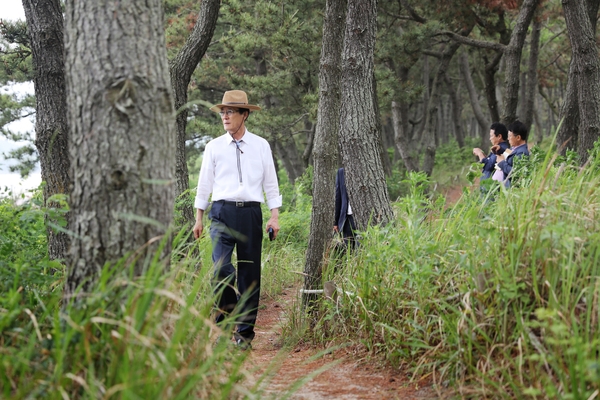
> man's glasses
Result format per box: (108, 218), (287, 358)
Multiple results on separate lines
(219, 109), (238, 117)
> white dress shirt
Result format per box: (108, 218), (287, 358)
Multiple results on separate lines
(194, 129), (282, 211)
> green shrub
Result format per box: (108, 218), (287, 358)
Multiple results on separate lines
(310, 143), (600, 398)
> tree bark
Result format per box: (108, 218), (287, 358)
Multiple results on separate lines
(459, 51), (488, 147)
(22, 0), (70, 262)
(556, 0), (600, 154)
(421, 24), (473, 175)
(274, 132), (304, 183)
(373, 70), (392, 176)
(392, 100), (419, 172)
(421, 69), (439, 177)
(563, 0), (600, 164)
(483, 52), (502, 123)
(500, 0), (539, 125)
(339, 0), (393, 229)
(170, 0), (220, 228)
(556, 58), (580, 152)
(64, 0), (176, 295)
(523, 18), (541, 130)
(444, 73), (465, 148)
(303, 0), (346, 300)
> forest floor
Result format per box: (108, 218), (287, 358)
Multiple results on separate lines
(241, 286), (440, 399)
(234, 184), (466, 398)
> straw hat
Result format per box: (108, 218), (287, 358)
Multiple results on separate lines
(209, 90), (262, 112)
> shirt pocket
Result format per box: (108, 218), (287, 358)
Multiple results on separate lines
(245, 157), (264, 187)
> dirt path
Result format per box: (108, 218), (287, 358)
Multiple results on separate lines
(242, 286), (439, 399)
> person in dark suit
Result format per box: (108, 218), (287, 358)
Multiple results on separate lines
(473, 122), (510, 181)
(496, 120), (530, 187)
(334, 168), (357, 250)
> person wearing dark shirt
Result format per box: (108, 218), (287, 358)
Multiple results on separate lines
(496, 120), (530, 187)
(473, 122), (510, 181)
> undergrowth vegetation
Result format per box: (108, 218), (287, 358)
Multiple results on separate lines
(0, 185), (305, 398)
(309, 141), (600, 398)
(4, 138), (600, 398)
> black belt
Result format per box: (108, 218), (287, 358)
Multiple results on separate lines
(215, 200), (261, 208)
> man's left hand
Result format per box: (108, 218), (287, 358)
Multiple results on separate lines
(266, 218), (280, 239)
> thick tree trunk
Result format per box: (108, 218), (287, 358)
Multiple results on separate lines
(170, 0), (220, 228)
(500, 0), (539, 125)
(563, 0), (600, 164)
(22, 0), (70, 262)
(339, 0), (393, 229)
(523, 18), (541, 130)
(556, 0), (600, 154)
(64, 0), (176, 295)
(303, 0), (346, 300)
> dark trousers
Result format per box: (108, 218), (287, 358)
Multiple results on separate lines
(209, 201), (263, 341)
(342, 214), (357, 249)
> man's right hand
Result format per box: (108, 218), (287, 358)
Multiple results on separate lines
(472, 148), (485, 160)
(193, 221), (203, 239)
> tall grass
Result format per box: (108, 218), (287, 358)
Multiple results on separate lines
(1, 193), (307, 399)
(310, 144), (600, 398)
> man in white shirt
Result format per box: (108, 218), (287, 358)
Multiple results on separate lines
(193, 90), (282, 350)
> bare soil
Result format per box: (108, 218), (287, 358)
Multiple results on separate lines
(240, 287), (440, 399)
(235, 184), (467, 398)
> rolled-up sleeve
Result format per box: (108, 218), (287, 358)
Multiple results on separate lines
(262, 144), (282, 210)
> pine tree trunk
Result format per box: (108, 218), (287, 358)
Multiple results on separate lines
(303, 0), (347, 300)
(556, 61), (580, 153)
(563, 0), (600, 164)
(339, 0), (393, 229)
(444, 74), (465, 148)
(392, 66), (420, 171)
(372, 71), (392, 176)
(459, 51), (488, 146)
(170, 0), (220, 228)
(274, 133), (304, 183)
(392, 100), (418, 172)
(501, 0), (539, 125)
(523, 18), (541, 130)
(483, 52), (503, 124)
(421, 25), (472, 175)
(22, 0), (70, 262)
(557, 0), (600, 154)
(64, 0), (176, 295)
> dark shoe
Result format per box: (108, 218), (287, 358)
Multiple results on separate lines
(235, 338), (252, 351)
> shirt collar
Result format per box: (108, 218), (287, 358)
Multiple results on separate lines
(226, 129), (251, 144)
